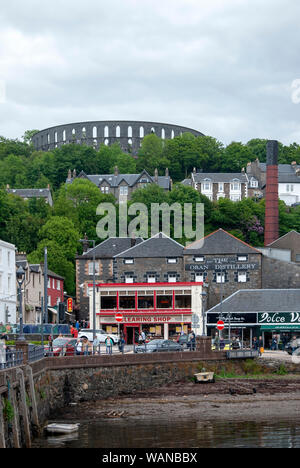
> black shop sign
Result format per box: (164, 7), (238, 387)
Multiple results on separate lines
(206, 313), (258, 325)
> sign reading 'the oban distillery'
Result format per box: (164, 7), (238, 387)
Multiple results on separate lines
(185, 257), (260, 272)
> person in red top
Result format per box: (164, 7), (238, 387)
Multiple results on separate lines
(70, 326), (79, 339)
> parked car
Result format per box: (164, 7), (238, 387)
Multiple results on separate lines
(134, 339), (182, 353)
(44, 337), (78, 357)
(78, 329), (119, 345)
(285, 338), (300, 355)
(177, 334), (189, 348)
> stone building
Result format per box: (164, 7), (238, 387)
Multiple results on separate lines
(184, 229), (263, 310)
(76, 237), (144, 319)
(190, 169), (253, 202)
(66, 168), (171, 203)
(113, 233), (184, 284)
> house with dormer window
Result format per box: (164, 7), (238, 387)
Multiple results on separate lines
(66, 168), (171, 203)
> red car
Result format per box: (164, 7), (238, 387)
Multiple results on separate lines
(44, 337), (78, 357)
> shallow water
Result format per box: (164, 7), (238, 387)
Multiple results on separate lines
(32, 418), (300, 448)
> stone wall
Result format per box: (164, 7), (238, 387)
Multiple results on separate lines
(262, 256), (300, 289)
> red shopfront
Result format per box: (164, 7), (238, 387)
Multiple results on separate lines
(91, 282), (203, 344)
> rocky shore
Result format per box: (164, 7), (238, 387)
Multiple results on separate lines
(54, 376), (300, 423)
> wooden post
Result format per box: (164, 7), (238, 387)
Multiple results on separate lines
(16, 368), (31, 448)
(0, 396), (6, 448)
(11, 386), (21, 448)
(26, 365), (39, 433)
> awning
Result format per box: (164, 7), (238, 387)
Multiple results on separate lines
(48, 307), (57, 315)
(260, 324), (300, 331)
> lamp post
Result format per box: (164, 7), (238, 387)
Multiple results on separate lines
(80, 236), (96, 342)
(16, 266), (26, 342)
(201, 291), (207, 336)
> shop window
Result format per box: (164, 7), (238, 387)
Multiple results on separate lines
(175, 295), (191, 309)
(101, 296), (117, 309)
(296, 254), (300, 262)
(138, 296), (154, 309)
(119, 296), (135, 309)
(157, 295), (173, 309)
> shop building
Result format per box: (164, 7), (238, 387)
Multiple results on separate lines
(88, 282), (203, 344)
(206, 289), (300, 348)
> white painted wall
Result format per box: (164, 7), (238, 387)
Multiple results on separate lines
(0, 240), (16, 324)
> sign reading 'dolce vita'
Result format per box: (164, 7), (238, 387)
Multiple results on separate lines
(186, 257), (259, 272)
(258, 312), (300, 324)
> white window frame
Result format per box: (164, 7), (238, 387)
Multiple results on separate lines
(218, 182), (224, 192)
(89, 262), (100, 276)
(216, 272), (225, 284)
(195, 274), (204, 282)
(237, 255), (247, 262)
(125, 275), (134, 284)
(147, 274), (156, 284)
(124, 259), (134, 265)
(194, 257), (204, 262)
(167, 258), (177, 264)
(168, 274), (177, 283)
(238, 272), (247, 283)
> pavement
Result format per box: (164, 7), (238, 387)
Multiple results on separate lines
(259, 350), (297, 362)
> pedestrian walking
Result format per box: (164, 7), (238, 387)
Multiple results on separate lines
(258, 336), (264, 356)
(271, 336), (278, 351)
(118, 333), (125, 354)
(105, 336), (113, 355)
(253, 336), (259, 351)
(0, 333), (7, 369)
(291, 336), (298, 353)
(76, 338), (83, 355)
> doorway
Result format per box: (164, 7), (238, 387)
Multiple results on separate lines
(125, 325), (140, 345)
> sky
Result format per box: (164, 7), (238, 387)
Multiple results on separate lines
(1, 0), (300, 146)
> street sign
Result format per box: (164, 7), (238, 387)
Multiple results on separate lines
(115, 314), (123, 323)
(217, 320), (225, 331)
(67, 298), (73, 313)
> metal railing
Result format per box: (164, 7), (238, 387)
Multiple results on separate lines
(45, 343), (126, 358)
(28, 345), (45, 363)
(0, 347), (23, 370)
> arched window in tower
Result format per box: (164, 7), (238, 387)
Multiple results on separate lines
(93, 126), (97, 138)
(104, 126), (109, 138)
(116, 126), (121, 138)
(63, 130), (66, 142)
(82, 127), (86, 139)
(47, 133), (50, 144)
(104, 139), (109, 146)
(151, 127), (156, 134)
(128, 126), (132, 138)
(72, 129), (76, 140)
(140, 127), (144, 138)
(161, 128), (165, 139)
(54, 132), (58, 143)
(171, 130), (175, 139)
(128, 139), (133, 146)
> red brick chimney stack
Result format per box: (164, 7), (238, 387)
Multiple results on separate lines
(264, 140), (279, 246)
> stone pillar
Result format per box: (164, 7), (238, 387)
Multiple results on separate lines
(15, 342), (29, 365)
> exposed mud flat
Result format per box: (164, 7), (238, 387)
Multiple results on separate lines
(54, 377), (300, 423)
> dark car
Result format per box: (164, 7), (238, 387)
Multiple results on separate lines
(44, 337), (78, 357)
(134, 339), (182, 353)
(177, 334), (189, 348)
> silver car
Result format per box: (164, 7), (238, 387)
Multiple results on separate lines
(134, 339), (182, 353)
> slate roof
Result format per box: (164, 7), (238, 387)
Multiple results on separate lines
(78, 237), (144, 259)
(267, 230), (300, 247)
(8, 188), (52, 198)
(69, 170), (171, 190)
(184, 229), (262, 255)
(258, 163), (300, 185)
(207, 289), (300, 314)
(114, 233), (184, 258)
(193, 173), (248, 184)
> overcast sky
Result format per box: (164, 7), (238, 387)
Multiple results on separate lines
(1, 0), (300, 146)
